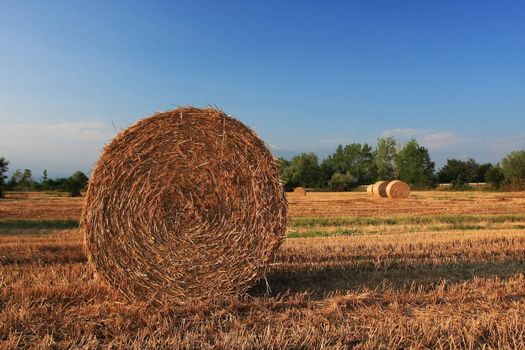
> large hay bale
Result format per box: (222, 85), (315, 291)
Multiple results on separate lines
(373, 181), (388, 198)
(81, 107), (288, 304)
(293, 187), (306, 196)
(366, 184), (374, 195)
(386, 180), (410, 199)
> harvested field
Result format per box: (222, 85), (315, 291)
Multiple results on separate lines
(2, 191), (525, 220)
(1, 191), (525, 348)
(0, 192), (82, 220)
(288, 191), (525, 217)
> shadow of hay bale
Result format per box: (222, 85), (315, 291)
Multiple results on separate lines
(249, 260), (525, 299)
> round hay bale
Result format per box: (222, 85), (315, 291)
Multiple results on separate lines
(293, 187), (306, 196)
(386, 180), (410, 199)
(373, 181), (389, 198)
(366, 184), (374, 195)
(81, 107), (288, 304)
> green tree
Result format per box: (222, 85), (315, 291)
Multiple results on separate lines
(477, 163), (493, 183)
(328, 172), (355, 191)
(438, 158), (479, 183)
(501, 150), (525, 187)
(20, 169), (34, 192)
(396, 139), (436, 189)
(38, 169), (49, 190)
(355, 143), (377, 185)
(450, 174), (472, 191)
(319, 145), (346, 186)
(375, 137), (397, 180)
(485, 164), (505, 189)
(8, 169), (23, 191)
(0, 157), (9, 198)
(67, 171), (89, 197)
(281, 153), (321, 190)
(46, 177), (68, 191)
(70, 171), (88, 187)
(321, 143), (376, 186)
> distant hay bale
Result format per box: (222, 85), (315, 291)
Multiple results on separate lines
(373, 181), (389, 198)
(386, 180), (410, 199)
(81, 106), (289, 304)
(293, 187), (306, 196)
(366, 184), (374, 195)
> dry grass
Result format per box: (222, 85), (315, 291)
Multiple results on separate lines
(288, 191), (525, 217)
(1, 191), (525, 348)
(2, 191), (524, 220)
(0, 192), (82, 220)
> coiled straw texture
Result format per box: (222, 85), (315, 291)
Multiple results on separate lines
(386, 180), (410, 199)
(81, 107), (288, 303)
(373, 181), (389, 198)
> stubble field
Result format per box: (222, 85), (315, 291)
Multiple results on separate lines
(1, 191), (525, 349)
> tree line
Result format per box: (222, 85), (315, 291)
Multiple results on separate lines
(277, 137), (525, 191)
(0, 157), (88, 198)
(1, 140), (524, 198)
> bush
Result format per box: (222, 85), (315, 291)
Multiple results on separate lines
(396, 139), (437, 189)
(66, 171), (89, 197)
(0, 157), (8, 198)
(328, 172), (356, 191)
(438, 158), (481, 183)
(280, 153), (321, 190)
(501, 150), (525, 189)
(485, 165), (505, 190)
(450, 176), (473, 191)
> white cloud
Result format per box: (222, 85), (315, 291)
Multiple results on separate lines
(466, 133), (525, 162)
(419, 131), (462, 149)
(380, 128), (525, 165)
(381, 128), (418, 138)
(0, 122), (115, 177)
(381, 128), (461, 150)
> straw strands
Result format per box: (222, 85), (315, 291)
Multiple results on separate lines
(372, 181), (389, 198)
(386, 180), (410, 199)
(366, 180), (411, 199)
(81, 107), (289, 303)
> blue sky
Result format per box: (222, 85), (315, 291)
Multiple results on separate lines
(1, 1), (524, 177)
